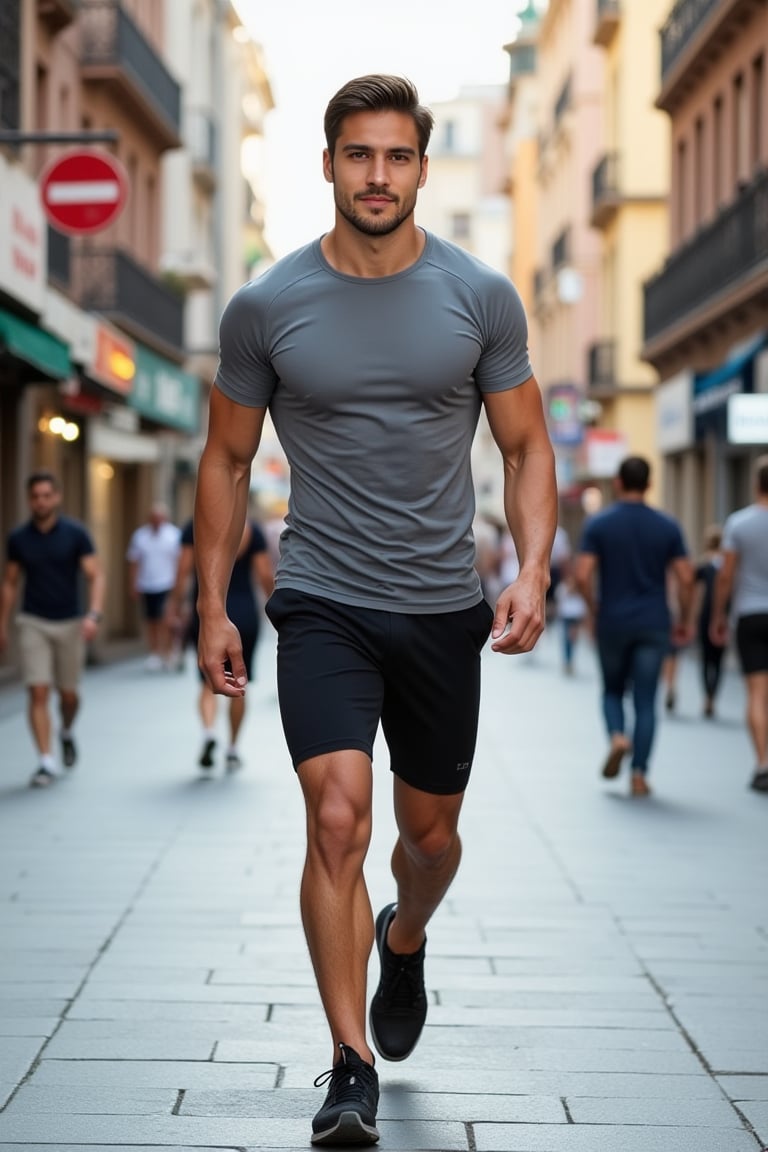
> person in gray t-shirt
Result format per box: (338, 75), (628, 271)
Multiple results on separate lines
(711, 454), (768, 792)
(193, 74), (557, 1144)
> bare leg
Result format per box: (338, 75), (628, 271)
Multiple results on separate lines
(298, 750), (375, 1065)
(198, 682), (217, 729)
(27, 685), (52, 757)
(228, 695), (246, 746)
(745, 672), (768, 767)
(58, 689), (79, 732)
(387, 777), (464, 953)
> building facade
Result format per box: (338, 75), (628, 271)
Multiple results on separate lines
(642, 0), (768, 548)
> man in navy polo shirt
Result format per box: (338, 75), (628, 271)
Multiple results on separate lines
(575, 456), (695, 796)
(0, 471), (105, 787)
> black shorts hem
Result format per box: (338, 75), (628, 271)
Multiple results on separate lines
(391, 763), (472, 797)
(291, 738), (373, 770)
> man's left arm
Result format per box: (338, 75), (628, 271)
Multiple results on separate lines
(670, 555), (696, 643)
(483, 376), (557, 654)
(80, 551), (105, 641)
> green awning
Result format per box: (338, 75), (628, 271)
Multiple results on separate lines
(0, 307), (71, 379)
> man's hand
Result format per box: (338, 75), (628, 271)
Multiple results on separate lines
(491, 575), (547, 654)
(710, 614), (729, 648)
(81, 615), (100, 642)
(198, 614), (248, 696)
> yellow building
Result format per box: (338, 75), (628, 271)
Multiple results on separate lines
(589, 0), (671, 502)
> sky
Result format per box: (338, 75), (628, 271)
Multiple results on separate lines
(234, 1), (532, 258)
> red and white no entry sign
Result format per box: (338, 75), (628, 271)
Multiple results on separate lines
(39, 150), (128, 235)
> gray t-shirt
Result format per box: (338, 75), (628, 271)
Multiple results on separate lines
(721, 503), (768, 618)
(215, 231), (532, 612)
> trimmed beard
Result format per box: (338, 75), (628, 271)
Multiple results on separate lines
(333, 189), (417, 237)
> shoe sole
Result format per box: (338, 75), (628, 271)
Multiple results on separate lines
(311, 1110), (379, 1145)
(310, 1110), (379, 1147)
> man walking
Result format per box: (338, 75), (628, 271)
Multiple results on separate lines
(574, 456), (694, 796)
(0, 471), (104, 787)
(710, 455), (768, 791)
(194, 74), (557, 1145)
(126, 502), (181, 670)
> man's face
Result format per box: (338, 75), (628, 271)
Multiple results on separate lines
(323, 110), (428, 237)
(28, 482), (60, 523)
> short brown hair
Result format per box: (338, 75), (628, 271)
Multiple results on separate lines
(324, 74), (434, 160)
(26, 470), (59, 492)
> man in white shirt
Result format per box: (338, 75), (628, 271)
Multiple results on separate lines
(126, 503), (181, 670)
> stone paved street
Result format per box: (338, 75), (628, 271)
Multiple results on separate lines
(0, 625), (766, 1151)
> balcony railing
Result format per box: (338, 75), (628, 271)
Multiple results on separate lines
(594, 0), (620, 47)
(47, 225), (71, 288)
(552, 227), (570, 270)
(660, 0), (720, 83)
(77, 248), (183, 354)
(79, 0), (180, 149)
(644, 168), (768, 345)
(588, 340), (616, 390)
(591, 151), (621, 228)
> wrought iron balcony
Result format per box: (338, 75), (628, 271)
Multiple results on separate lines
(594, 0), (620, 47)
(591, 151), (621, 229)
(588, 340), (616, 391)
(47, 224), (71, 288)
(77, 248), (184, 356)
(79, 0), (180, 150)
(660, 0), (719, 81)
(644, 168), (768, 347)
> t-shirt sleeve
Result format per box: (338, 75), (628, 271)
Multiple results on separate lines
(77, 524), (96, 558)
(669, 521), (688, 559)
(6, 530), (22, 564)
(214, 283), (279, 408)
(474, 276), (533, 394)
(721, 513), (738, 553)
(578, 517), (600, 555)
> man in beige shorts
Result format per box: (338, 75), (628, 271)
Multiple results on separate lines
(0, 471), (105, 787)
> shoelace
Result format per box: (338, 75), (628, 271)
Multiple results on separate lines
(380, 950), (425, 1010)
(314, 1058), (376, 1103)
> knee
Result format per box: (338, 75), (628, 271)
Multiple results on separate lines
(401, 822), (458, 872)
(28, 685), (49, 707)
(308, 789), (372, 872)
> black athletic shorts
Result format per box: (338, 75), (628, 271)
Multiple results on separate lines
(142, 590), (169, 620)
(736, 613), (768, 675)
(265, 588), (494, 795)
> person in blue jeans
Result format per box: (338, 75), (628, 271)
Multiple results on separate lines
(574, 456), (695, 796)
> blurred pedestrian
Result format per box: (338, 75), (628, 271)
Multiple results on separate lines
(547, 524), (572, 622)
(167, 514), (274, 773)
(126, 503), (181, 671)
(574, 456), (694, 797)
(554, 570), (587, 675)
(694, 524), (726, 719)
(193, 74), (557, 1146)
(0, 471), (104, 787)
(710, 456), (768, 792)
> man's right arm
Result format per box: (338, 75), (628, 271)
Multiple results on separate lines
(0, 560), (21, 652)
(194, 386), (267, 695)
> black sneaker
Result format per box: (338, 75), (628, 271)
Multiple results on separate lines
(369, 903), (427, 1062)
(60, 734), (77, 768)
(311, 1043), (379, 1146)
(198, 738), (216, 769)
(29, 766), (57, 789)
(750, 769), (768, 793)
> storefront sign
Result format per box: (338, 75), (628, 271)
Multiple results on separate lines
(129, 346), (200, 433)
(0, 154), (46, 313)
(91, 324), (136, 394)
(657, 371), (693, 453)
(727, 393), (768, 444)
(578, 429), (628, 478)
